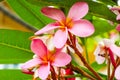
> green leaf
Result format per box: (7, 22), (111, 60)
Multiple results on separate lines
(27, 0), (117, 23)
(0, 69), (32, 80)
(0, 29), (34, 63)
(92, 16), (116, 36)
(115, 40), (120, 46)
(91, 62), (106, 71)
(97, 0), (116, 6)
(26, 0), (77, 8)
(88, 1), (117, 23)
(6, 0), (53, 29)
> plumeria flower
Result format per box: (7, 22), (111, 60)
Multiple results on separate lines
(115, 65), (120, 80)
(94, 39), (120, 67)
(116, 24), (120, 32)
(111, 6), (120, 20)
(110, 6), (120, 32)
(35, 2), (94, 48)
(21, 38), (71, 79)
(65, 68), (75, 80)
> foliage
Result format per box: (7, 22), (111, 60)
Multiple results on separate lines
(0, 29), (34, 63)
(1, 0), (120, 79)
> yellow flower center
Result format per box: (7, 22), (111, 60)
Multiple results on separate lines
(59, 18), (73, 30)
(41, 51), (55, 64)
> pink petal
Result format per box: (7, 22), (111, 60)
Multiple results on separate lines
(31, 39), (48, 58)
(21, 58), (42, 71)
(95, 55), (105, 64)
(34, 69), (39, 78)
(111, 7), (120, 11)
(67, 2), (88, 21)
(46, 36), (55, 51)
(117, 14), (120, 20)
(76, 41), (83, 53)
(69, 20), (94, 37)
(38, 63), (50, 79)
(116, 24), (120, 32)
(103, 39), (113, 47)
(53, 29), (68, 48)
(94, 45), (101, 55)
(115, 65), (120, 79)
(35, 22), (60, 35)
(110, 44), (120, 57)
(52, 52), (71, 67)
(41, 7), (65, 21)
(94, 45), (105, 64)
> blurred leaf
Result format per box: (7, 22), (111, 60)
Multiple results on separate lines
(0, 69), (32, 80)
(115, 40), (120, 46)
(97, 0), (116, 6)
(6, 0), (53, 30)
(0, 29), (33, 63)
(27, 0), (117, 23)
(0, 0), (3, 2)
(87, 1), (117, 22)
(26, 0), (77, 7)
(91, 62), (106, 71)
(92, 17), (116, 36)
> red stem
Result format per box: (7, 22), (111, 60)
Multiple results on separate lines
(68, 32), (102, 80)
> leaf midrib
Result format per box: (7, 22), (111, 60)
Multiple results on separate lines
(0, 42), (32, 53)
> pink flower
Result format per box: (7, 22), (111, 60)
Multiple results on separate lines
(35, 2), (94, 48)
(94, 39), (120, 67)
(21, 38), (71, 79)
(115, 65), (120, 79)
(65, 68), (75, 80)
(111, 6), (120, 20)
(116, 24), (120, 32)
(111, 6), (120, 31)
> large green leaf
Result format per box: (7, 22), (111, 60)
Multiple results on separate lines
(87, 1), (117, 23)
(92, 17), (116, 36)
(0, 69), (32, 80)
(0, 29), (34, 63)
(97, 0), (116, 6)
(27, 0), (117, 23)
(6, 0), (53, 30)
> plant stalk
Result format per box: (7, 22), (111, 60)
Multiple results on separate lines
(72, 46), (102, 80)
(71, 64), (96, 80)
(107, 58), (110, 80)
(68, 32), (102, 80)
(50, 65), (57, 80)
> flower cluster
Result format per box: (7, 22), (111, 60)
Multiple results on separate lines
(22, 37), (71, 79)
(21, 1), (120, 80)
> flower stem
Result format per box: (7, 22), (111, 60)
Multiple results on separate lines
(72, 46), (102, 80)
(67, 47), (96, 79)
(109, 57), (120, 80)
(58, 67), (61, 80)
(50, 65), (57, 80)
(68, 32), (102, 80)
(109, 67), (115, 80)
(107, 58), (110, 80)
(71, 64), (96, 80)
